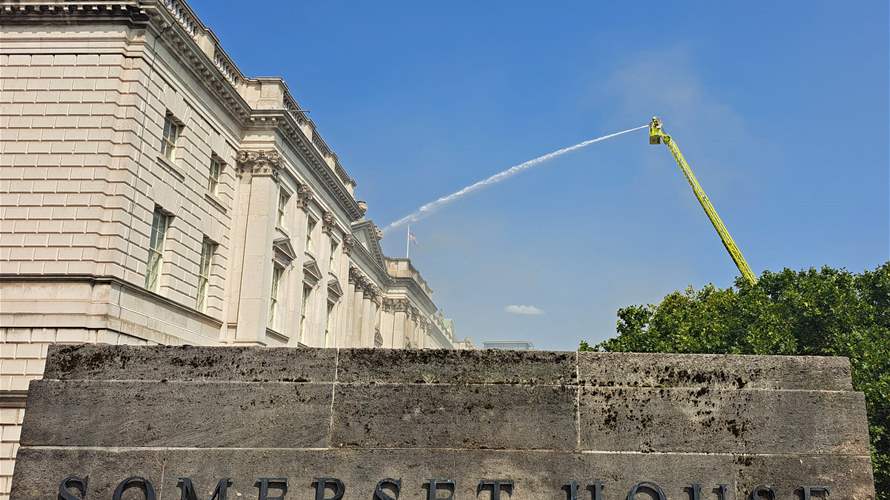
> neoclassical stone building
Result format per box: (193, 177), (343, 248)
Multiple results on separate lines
(0, 0), (464, 494)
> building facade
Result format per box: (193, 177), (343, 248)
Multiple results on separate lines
(0, 1), (464, 494)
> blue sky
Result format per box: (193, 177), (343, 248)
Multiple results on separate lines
(191, 1), (889, 350)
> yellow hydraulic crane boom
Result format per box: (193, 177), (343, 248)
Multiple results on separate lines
(648, 117), (758, 285)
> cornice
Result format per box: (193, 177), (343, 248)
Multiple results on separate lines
(346, 228), (390, 289)
(389, 276), (437, 313)
(144, 2), (252, 124)
(251, 110), (362, 221)
(351, 220), (387, 271)
(0, 2), (146, 24)
(0, 390), (28, 409)
(2, 0), (362, 219)
(0, 274), (223, 327)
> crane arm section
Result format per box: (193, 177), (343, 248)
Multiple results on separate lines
(649, 117), (758, 285)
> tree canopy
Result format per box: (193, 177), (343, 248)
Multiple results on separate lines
(582, 262), (889, 497)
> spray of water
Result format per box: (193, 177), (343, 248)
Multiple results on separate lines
(384, 124), (649, 232)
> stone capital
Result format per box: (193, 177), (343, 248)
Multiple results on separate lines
(348, 266), (362, 286)
(236, 150), (281, 178)
(392, 298), (410, 313)
(362, 280), (380, 300)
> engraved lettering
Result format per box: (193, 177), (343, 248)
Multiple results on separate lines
(478, 479), (514, 500)
(627, 481), (667, 500)
(588, 481), (605, 500)
(374, 478), (401, 500)
(563, 481), (580, 500)
(688, 484), (727, 500)
(800, 486), (830, 500)
(177, 478), (232, 500)
(254, 478), (288, 500)
(312, 478), (344, 500)
(112, 477), (157, 500)
(58, 476), (87, 500)
(425, 479), (455, 500)
(750, 485), (776, 500)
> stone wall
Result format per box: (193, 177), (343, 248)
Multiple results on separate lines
(0, 329), (152, 499)
(10, 345), (875, 499)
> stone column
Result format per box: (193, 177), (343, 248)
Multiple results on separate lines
(392, 300), (407, 348)
(405, 307), (417, 348)
(418, 320), (428, 349)
(379, 299), (395, 348)
(292, 184), (315, 345)
(360, 285), (378, 347)
(334, 236), (354, 346)
(369, 294), (380, 346)
(344, 267), (358, 347)
(233, 150), (281, 345)
(348, 274), (365, 347)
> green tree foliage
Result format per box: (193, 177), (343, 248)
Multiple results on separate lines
(583, 263), (889, 497)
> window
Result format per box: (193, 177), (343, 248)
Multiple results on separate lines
(208, 157), (222, 195)
(145, 207), (171, 292)
(160, 112), (181, 161)
(299, 283), (312, 342)
(269, 265), (283, 328)
(277, 190), (288, 228)
(306, 215), (317, 252)
(329, 239), (339, 270)
(196, 237), (217, 312)
(323, 301), (334, 347)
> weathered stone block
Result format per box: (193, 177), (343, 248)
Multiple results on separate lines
(331, 384), (576, 450)
(579, 386), (869, 454)
(578, 352), (852, 390)
(21, 379), (332, 448)
(42, 344), (337, 382)
(10, 346), (876, 500)
(337, 348), (576, 385)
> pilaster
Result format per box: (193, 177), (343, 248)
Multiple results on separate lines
(379, 299), (395, 348)
(233, 150), (281, 345)
(391, 299), (408, 348)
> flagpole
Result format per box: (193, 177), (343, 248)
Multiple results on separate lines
(406, 225), (410, 259)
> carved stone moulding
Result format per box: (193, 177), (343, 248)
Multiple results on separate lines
(348, 266), (362, 285)
(372, 223), (384, 241)
(236, 150), (281, 178)
(295, 183), (314, 210)
(366, 286), (382, 306)
(342, 235), (356, 255)
(392, 298), (410, 313)
(322, 210), (336, 235)
(381, 298), (397, 313)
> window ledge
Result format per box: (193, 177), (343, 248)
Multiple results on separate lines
(204, 192), (227, 214)
(156, 155), (185, 182)
(266, 327), (289, 344)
